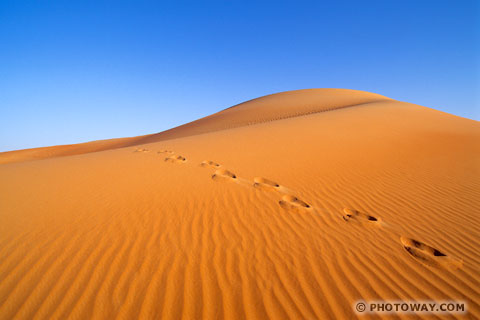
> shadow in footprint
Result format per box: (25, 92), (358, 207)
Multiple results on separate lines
(253, 177), (281, 191)
(134, 148), (150, 153)
(200, 160), (221, 168)
(212, 169), (237, 182)
(400, 236), (462, 269)
(165, 155), (187, 163)
(342, 208), (381, 225)
(279, 194), (312, 212)
(158, 150), (174, 154)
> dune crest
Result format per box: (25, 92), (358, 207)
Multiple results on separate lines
(0, 89), (390, 165)
(0, 89), (479, 319)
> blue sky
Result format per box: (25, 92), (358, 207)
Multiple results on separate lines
(0, 0), (478, 152)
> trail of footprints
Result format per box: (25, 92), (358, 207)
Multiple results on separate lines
(342, 208), (381, 225)
(133, 147), (463, 270)
(400, 236), (462, 270)
(340, 209), (462, 269)
(165, 155), (187, 163)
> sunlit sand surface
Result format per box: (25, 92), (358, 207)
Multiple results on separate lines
(1, 89), (479, 319)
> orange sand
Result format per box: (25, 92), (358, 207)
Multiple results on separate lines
(0, 89), (479, 319)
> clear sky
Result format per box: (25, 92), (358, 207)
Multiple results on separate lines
(1, 1), (478, 152)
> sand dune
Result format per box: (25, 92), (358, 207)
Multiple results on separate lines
(0, 89), (390, 165)
(0, 89), (479, 319)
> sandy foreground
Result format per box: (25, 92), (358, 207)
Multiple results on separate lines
(0, 89), (479, 319)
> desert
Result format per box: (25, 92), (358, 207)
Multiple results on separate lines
(1, 89), (479, 319)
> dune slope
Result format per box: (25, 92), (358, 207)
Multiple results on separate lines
(0, 89), (479, 319)
(0, 89), (390, 165)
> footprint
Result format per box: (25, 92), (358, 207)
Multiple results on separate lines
(342, 208), (381, 225)
(134, 148), (150, 153)
(200, 160), (221, 168)
(279, 194), (312, 212)
(158, 150), (174, 154)
(212, 169), (237, 182)
(165, 155), (187, 163)
(253, 177), (281, 190)
(400, 236), (462, 269)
